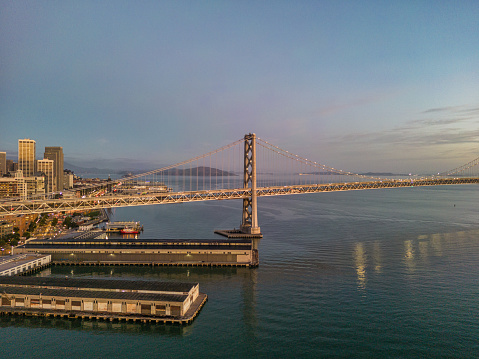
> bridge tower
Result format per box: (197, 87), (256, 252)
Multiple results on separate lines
(240, 133), (261, 235)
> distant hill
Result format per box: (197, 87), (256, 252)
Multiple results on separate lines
(295, 171), (408, 176)
(64, 158), (164, 174)
(64, 162), (119, 174)
(162, 166), (237, 176)
(65, 163), (237, 177)
(359, 172), (408, 176)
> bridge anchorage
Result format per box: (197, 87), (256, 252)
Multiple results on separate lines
(215, 133), (263, 240)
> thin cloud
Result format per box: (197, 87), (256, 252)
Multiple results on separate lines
(458, 107), (479, 114)
(409, 117), (472, 127)
(422, 104), (479, 115)
(422, 106), (460, 114)
(331, 104), (479, 150)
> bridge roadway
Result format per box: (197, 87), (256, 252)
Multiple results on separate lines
(1, 177), (478, 216)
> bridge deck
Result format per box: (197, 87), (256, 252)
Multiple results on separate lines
(1, 177), (478, 216)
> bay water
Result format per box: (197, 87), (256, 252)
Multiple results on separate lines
(1, 185), (478, 358)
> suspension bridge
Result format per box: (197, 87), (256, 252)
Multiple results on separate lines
(1, 133), (478, 236)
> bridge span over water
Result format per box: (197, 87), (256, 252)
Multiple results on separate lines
(1, 134), (478, 236)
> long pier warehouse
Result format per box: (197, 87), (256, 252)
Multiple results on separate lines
(0, 254), (51, 276)
(0, 276), (207, 324)
(13, 237), (258, 267)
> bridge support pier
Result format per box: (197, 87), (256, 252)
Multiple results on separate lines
(214, 133), (262, 240)
(240, 133), (262, 236)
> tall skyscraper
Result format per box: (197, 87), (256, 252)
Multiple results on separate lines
(18, 139), (36, 177)
(0, 152), (6, 176)
(44, 146), (64, 192)
(37, 159), (54, 193)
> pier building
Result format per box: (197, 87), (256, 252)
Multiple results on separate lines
(0, 254), (51, 276)
(13, 237), (258, 267)
(0, 276), (206, 324)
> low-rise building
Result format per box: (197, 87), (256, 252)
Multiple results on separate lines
(0, 170), (45, 198)
(63, 170), (74, 189)
(13, 237), (257, 267)
(0, 222), (14, 238)
(0, 276), (206, 323)
(0, 254), (51, 276)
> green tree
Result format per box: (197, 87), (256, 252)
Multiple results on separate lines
(62, 216), (78, 229)
(28, 221), (36, 232)
(88, 210), (100, 219)
(52, 218), (58, 226)
(62, 216), (71, 226)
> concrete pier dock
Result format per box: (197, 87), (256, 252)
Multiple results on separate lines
(0, 254), (51, 276)
(0, 276), (206, 325)
(13, 238), (258, 267)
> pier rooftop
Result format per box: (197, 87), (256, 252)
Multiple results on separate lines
(0, 276), (196, 294)
(0, 254), (51, 276)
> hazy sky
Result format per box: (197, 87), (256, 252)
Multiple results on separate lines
(1, 1), (478, 173)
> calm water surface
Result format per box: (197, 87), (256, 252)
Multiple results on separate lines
(1, 185), (478, 358)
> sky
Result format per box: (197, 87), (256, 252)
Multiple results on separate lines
(1, 0), (478, 174)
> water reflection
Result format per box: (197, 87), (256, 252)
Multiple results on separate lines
(404, 240), (415, 273)
(40, 264), (252, 283)
(403, 229), (479, 273)
(242, 268), (258, 341)
(353, 242), (367, 290)
(418, 241), (429, 264)
(372, 241), (382, 273)
(36, 267), (51, 277)
(0, 315), (191, 336)
(28, 264), (258, 337)
(350, 228), (479, 290)
(430, 233), (443, 257)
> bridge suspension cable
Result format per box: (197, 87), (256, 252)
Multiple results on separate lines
(254, 137), (383, 189)
(440, 156), (479, 177)
(1, 133), (478, 217)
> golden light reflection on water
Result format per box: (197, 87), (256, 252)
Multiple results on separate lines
(418, 241), (429, 263)
(430, 233), (443, 257)
(404, 239), (415, 272)
(372, 241), (382, 273)
(351, 229), (479, 290)
(403, 229), (479, 274)
(354, 242), (367, 290)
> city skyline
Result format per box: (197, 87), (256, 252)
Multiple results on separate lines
(1, 1), (478, 174)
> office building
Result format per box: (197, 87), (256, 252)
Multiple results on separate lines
(6, 160), (17, 173)
(0, 179), (19, 198)
(37, 159), (54, 193)
(18, 139), (36, 177)
(0, 171), (45, 199)
(0, 152), (6, 176)
(0, 221), (14, 238)
(44, 147), (64, 192)
(63, 170), (74, 189)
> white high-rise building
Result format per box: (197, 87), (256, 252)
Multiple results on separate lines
(18, 139), (36, 177)
(37, 159), (55, 193)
